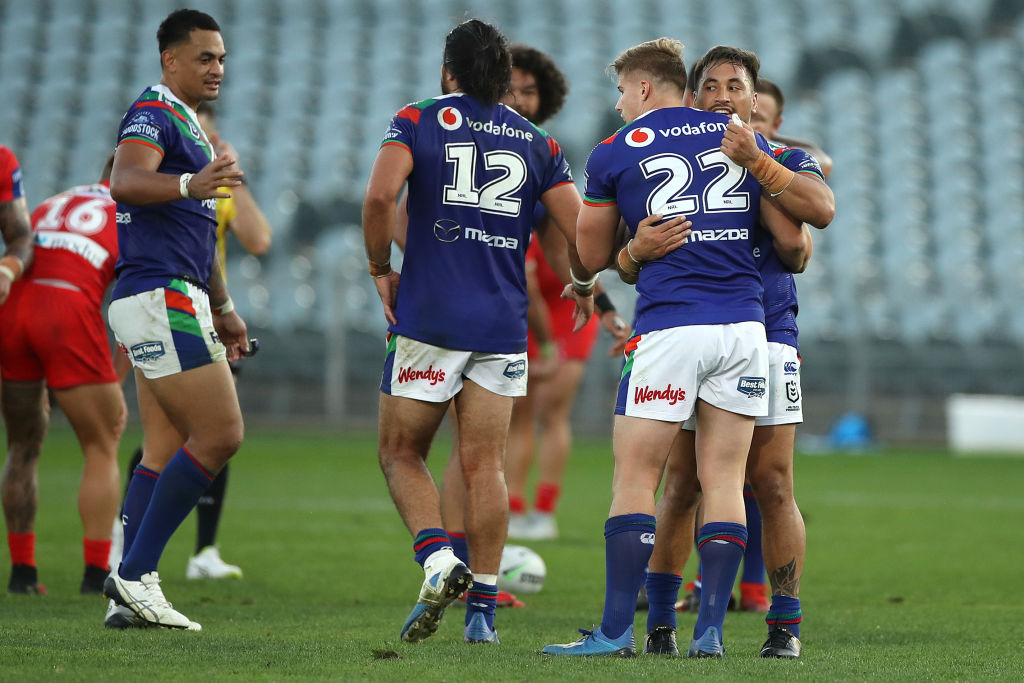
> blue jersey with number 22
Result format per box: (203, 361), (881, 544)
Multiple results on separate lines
(584, 107), (772, 335)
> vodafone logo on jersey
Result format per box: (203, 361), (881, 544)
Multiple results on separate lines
(625, 127), (655, 148)
(438, 106), (463, 130)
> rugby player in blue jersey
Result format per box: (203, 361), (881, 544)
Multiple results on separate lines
(543, 38), (809, 659)
(103, 9), (248, 631)
(635, 49), (834, 659)
(363, 19), (596, 645)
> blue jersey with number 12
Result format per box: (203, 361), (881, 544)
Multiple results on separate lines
(382, 93), (573, 353)
(584, 107), (772, 335)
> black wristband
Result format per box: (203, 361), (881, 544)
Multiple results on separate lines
(594, 292), (615, 315)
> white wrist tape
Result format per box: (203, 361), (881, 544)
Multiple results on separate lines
(570, 268), (598, 294)
(214, 298), (234, 315)
(179, 173), (194, 199)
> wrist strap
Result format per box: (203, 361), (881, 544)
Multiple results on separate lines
(179, 173), (194, 199)
(570, 268), (597, 295)
(616, 246), (641, 281)
(369, 260), (392, 278)
(594, 291), (615, 315)
(0, 254), (24, 282)
(214, 297), (234, 315)
(750, 151), (795, 197)
(625, 239), (642, 266)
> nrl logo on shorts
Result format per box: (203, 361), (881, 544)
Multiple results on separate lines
(503, 360), (526, 380)
(130, 341), (165, 362)
(786, 380), (800, 403)
(737, 376), (766, 398)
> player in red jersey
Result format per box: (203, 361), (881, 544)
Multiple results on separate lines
(0, 145), (33, 306)
(0, 155), (127, 596)
(0, 143), (39, 593)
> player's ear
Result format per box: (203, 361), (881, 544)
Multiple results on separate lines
(161, 49), (175, 72)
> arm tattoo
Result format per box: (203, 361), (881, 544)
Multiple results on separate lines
(769, 558), (800, 597)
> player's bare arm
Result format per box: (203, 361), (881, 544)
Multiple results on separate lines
(625, 213), (692, 262)
(0, 195), (33, 303)
(540, 182), (595, 330)
(208, 260), (248, 360)
(110, 143), (242, 206)
(760, 195), (812, 273)
(214, 137), (271, 255)
(392, 186), (410, 252)
(721, 117), (835, 229)
(363, 144), (412, 325)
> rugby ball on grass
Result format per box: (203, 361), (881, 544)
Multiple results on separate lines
(498, 544), (546, 594)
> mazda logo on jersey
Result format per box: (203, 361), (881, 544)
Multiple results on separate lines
(625, 127), (655, 148)
(437, 106), (463, 130)
(433, 219), (461, 242)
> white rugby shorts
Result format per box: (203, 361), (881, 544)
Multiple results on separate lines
(108, 278), (226, 379)
(380, 333), (528, 401)
(616, 321), (768, 422)
(681, 340), (801, 430)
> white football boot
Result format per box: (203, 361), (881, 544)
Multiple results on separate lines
(104, 571), (199, 630)
(186, 546), (243, 580)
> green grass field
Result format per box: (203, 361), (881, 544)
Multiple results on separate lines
(1, 426), (1023, 681)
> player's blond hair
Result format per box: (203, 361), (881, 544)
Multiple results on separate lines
(611, 38), (687, 93)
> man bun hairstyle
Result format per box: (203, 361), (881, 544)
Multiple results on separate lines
(443, 19), (512, 105)
(158, 8), (220, 53)
(611, 37), (687, 94)
(692, 45), (761, 93)
(509, 44), (569, 126)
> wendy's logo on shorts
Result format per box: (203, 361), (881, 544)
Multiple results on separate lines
(633, 384), (686, 405)
(433, 219), (461, 243)
(503, 360), (526, 380)
(130, 341), (165, 362)
(737, 376), (766, 398)
(397, 365), (446, 386)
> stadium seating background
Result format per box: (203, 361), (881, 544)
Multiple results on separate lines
(2, 0), (1023, 442)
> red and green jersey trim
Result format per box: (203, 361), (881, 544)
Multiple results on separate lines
(583, 195), (617, 207)
(135, 94), (214, 161)
(380, 139), (412, 152)
(396, 97), (440, 125)
(118, 137), (164, 155)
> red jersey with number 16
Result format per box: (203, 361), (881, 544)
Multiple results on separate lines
(26, 183), (118, 307)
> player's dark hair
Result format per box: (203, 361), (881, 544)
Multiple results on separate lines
(443, 19), (512, 105)
(755, 77), (785, 116)
(157, 9), (220, 53)
(509, 44), (569, 125)
(691, 45), (760, 92)
(611, 38), (687, 94)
